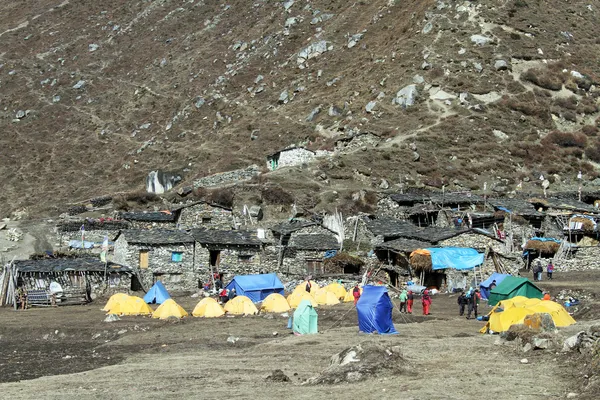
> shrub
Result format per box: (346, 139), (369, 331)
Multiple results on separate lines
(585, 141), (600, 162)
(582, 125), (598, 136)
(261, 186), (294, 205)
(521, 68), (565, 91)
(208, 188), (235, 208)
(541, 131), (587, 148)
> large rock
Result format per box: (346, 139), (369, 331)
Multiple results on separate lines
(470, 34), (493, 45)
(532, 337), (550, 349)
(392, 85), (418, 107)
(146, 170), (183, 194)
(297, 41), (331, 67)
(563, 331), (585, 351)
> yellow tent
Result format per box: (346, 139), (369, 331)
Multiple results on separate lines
(343, 287), (362, 302)
(287, 291), (318, 308)
(192, 298), (225, 318)
(324, 283), (347, 299)
(314, 289), (341, 306)
(292, 281), (320, 295)
(152, 299), (189, 319)
(261, 293), (291, 313)
(120, 296), (154, 316)
(103, 293), (130, 312)
(224, 296), (259, 315)
(481, 299), (575, 333)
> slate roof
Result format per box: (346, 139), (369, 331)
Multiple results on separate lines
(266, 146), (315, 158)
(389, 193), (430, 205)
(15, 258), (131, 273)
(271, 219), (317, 235)
(406, 203), (439, 215)
(121, 211), (179, 222)
(398, 227), (471, 243)
(170, 200), (232, 212)
(364, 218), (416, 237)
(117, 229), (195, 245)
(376, 238), (432, 253)
(289, 234), (339, 251)
(490, 198), (545, 217)
(191, 229), (262, 247)
(543, 198), (598, 213)
(58, 220), (130, 232)
(429, 193), (484, 205)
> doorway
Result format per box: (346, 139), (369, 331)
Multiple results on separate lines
(209, 250), (221, 267)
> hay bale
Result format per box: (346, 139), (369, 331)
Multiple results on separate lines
(410, 252), (432, 272)
(323, 252), (364, 274)
(524, 240), (560, 255)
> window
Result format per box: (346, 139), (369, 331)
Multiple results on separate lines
(202, 217), (212, 224)
(306, 259), (323, 275)
(139, 250), (149, 269)
(238, 254), (253, 263)
(171, 251), (183, 262)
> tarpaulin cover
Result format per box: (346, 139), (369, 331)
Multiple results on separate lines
(479, 273), (511, 300)
(225, 273), (284, 303)
(425, 247), (484, 271)
(143, 281), (171, 304)
(488, 276), (543, 306)
(529, 237), (562, 243)
(356, 286), (398, 335)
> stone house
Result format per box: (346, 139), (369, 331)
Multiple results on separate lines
(55, 218), (130, 252)
(176, 201), (235, 230)
(120, 210), (181, 229)
(190, 228), (264, 283)
(15, 257), (133, 302)
(266, 146), (315, 171)
(113, 229), (196, 293)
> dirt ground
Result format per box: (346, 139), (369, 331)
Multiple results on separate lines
(0, 272), (597, 399)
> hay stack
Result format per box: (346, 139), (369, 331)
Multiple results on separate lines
(570, 216), (596, 233)
(409, 252), (432, 272)
(323, 253), (364, 273)
(524, 240), (560, 255)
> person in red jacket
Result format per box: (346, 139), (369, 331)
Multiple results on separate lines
(352, 284), (361, 306)
(407, 290), (414, 314)
(422, 289), (432, 315)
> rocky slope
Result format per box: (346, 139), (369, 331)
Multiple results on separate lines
(1, 0), (599, 216)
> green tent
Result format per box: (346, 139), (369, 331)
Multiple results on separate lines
(487, 276), (543, 306)
(293, 299), (318, 335)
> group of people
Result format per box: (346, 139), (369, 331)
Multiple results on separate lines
(457, 288), (480, 319)
(218, 288), (236, 304)
(532, 261), (554, 281)
(398, 289), (431, 315)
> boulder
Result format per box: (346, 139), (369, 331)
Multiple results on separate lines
(392, 84), (418, 107)
(471, 34), (493, 45)
(365, 101), (377, 113)
(532, 337), (550, 350)
(563, 331), (585, 351)
(494, 60), (510, 71)
(146, 170), (183, 194)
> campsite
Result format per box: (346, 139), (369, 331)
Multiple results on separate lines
(0, 271), (599, 399)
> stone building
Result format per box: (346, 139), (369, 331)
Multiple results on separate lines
(176, 201), (235, 230)
(113, 229), (196, 293)
(15, 257), (132, 302)
(190, 228), (264, 282)
(120, 210), (181, 229)
(54, 218), (130, 252)
(266, 147), (315, 171)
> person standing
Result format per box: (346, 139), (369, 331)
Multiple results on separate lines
(352, 284), (361, 306)
(422, 289), (432, 315)
(547, 262), (554, 280)
(407, 290), (414, 314)
(543, 292), (551, 301)
(305, 280), (312, 293)
(219, 288), (229, 304)
(467, 289), (480, 319)
(457, 291), (467, 316)
(399, 289), (408, 313)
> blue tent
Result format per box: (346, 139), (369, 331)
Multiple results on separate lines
(356, 286), (398, 335)
(143, 281), (171, 304)
(225, 273), (284, 303)
(479, 273), (510, 300)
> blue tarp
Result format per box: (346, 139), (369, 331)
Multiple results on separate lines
(529, 237), (562, 243)
(225, 273), (284, 303)
(356, 286), (398, 334)
(143, 281), (171, 304)
(479, 273), (511, 300)
(424, 247), (484, 271)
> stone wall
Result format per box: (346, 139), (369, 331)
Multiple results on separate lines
(193, 165), (260, 188)
(113, 236), (197, 292)
(537, 246), (600, 272)
(438, 233), (506, 253)
(178, 203), (234, 229)
(128, 221), (178, 230)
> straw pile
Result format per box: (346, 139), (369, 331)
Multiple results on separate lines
(409, 252), (432, 272)
(570, 216), (595, 233)
(323, 253), (364, 273)
(524, 240), (560, 254)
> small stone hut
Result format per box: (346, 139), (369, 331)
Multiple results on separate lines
(266, 146), (316, 171)
(190, 228), (264, 281)
(120, 210), (181, 229)
(176, 201), (235, 230)
(113, 229), (196, 292)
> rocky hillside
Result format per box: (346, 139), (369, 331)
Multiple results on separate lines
(1, 0), (599, 216)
